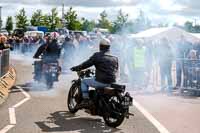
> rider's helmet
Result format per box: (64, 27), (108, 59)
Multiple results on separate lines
(99, 38), (111, 51)
(50, 32), (60, 41)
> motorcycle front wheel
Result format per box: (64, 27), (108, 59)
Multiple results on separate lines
(67, 83), (81, 113)
(103, 95), (125, 128)
(45, 73), (54, 89)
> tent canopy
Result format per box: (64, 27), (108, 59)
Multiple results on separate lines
(129, 27), (200, 43)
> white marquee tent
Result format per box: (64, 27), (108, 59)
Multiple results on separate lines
(129, 27), (200, 43)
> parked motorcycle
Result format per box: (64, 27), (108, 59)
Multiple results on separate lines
(67, 69), (133, 127)
(33, 59), (61, 88)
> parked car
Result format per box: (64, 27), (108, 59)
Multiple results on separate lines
(25, 31), (44, 38)
(69, 30), (87, 36)
(55, 28), (69, 36)
(0, 30), (9, 36)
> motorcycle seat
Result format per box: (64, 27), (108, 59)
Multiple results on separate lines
(111, 83), (126, 89)
(96, 84), (125, 94)
(110, 83), (126, 92)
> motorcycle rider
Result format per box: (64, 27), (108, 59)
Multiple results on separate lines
(33, 32), (61, 60)
(33, 32), (62, 82)
(71, 38), (119, 107)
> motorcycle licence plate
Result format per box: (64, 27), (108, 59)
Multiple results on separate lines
(122, 96), (133, 107)
(50, 67), (57, 73)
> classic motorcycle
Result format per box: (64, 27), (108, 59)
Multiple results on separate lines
(33, 59), (61, 88)
(67, 69), (133, 127)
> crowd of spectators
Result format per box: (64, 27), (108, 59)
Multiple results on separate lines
(1, 31), (200, 94)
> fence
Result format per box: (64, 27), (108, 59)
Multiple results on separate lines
(0, 49), (10, 77)
(144, 59), (200, 93)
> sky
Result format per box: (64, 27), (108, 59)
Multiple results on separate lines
(0, 0), (199, 26)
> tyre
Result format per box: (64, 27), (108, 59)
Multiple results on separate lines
(47, 80), (53, 89)
(103, 95), (125, 128)
(67, 83), (80, 113)
(45, 73), (54, 89)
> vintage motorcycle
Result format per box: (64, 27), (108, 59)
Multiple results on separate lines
(67, 69), (133, 127)
(33, 59), (61, 88)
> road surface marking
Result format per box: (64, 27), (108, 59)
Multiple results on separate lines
(0, 125), (15, 133)
(19, 88), (31, 98)
(0, 86), (31, 133)
(13, 97), (30, 108)
(133, 98), (170, 133)
(9, 108), (16, 125)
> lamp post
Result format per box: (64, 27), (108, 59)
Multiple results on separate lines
(0, 6), (2, 30)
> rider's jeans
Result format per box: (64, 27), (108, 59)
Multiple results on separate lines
(81, 77), (109, 98)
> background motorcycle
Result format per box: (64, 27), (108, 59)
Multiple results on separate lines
(33, 58), (61, 88)
(67, 69), (133, 128)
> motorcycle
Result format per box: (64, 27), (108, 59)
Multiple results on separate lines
(67, 69), (133, 128)
(33, 59), (61, 88)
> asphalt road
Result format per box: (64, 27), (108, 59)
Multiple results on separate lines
(0, 56), (159, 133)
(1, 55), (200, 133)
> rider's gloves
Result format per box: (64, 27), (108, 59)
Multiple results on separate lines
(70, 66), (78, 71)
(33, 55), (39, 59)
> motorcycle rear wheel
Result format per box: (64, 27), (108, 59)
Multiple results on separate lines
(103, 95), (125, 128)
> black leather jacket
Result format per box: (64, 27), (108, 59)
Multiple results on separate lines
(34, 40), (61, 60)
(73, 50), (119, 84)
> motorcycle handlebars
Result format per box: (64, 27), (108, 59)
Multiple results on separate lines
(76, 69), (95, 78)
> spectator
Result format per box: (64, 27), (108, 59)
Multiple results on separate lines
(157, 38), (173, 93)
(175, 35), (192, 89)
(185, 49), (198, 88)
(0, 35), (13, 50)
(21, 36), (29, 54)
(62, 36), (76, 69)
(127, 40), (146, 89)
(144, 40), (154, 86)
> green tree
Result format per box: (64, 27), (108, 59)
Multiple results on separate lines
(30, 10), (43, 26)
(41, 14), (50, 27)
(48, 8), (61, 31)
(5, 16), (13, 34)
(98, 10), (112, 31)
(112, 9), (128, 33)
(64, 7), (82, 30)
(81, 18), (95, 32)
(132, 10), (151, 32)
(15, 8), (29, 30)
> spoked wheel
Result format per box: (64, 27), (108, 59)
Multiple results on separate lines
(47, 81), (53, 89)
(67, 84), (81, 113)
(103, 95), (125, 128)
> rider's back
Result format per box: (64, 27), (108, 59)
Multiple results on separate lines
(92, 51), (118, 84)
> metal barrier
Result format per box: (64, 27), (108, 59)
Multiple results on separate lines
(0, 49), (12, 105)
(0, 49), (10, 77)
(182, 59), (200, 91)
(146, 59), (200, 93)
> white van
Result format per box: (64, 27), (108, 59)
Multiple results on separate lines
(25, 31), (44, 38)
